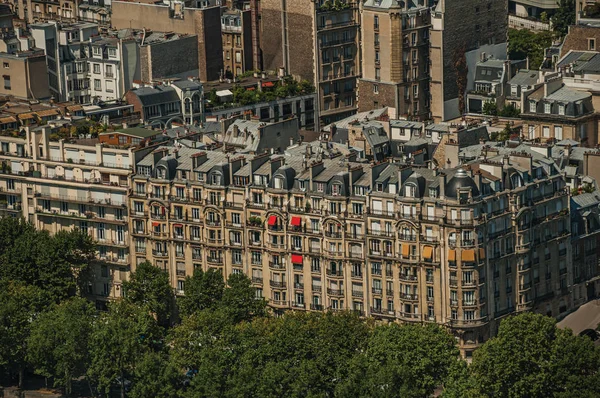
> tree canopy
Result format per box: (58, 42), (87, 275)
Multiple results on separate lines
(551, 0), (576, 37)
(508, 28), (553, 70)
(123, 261), (174, 326)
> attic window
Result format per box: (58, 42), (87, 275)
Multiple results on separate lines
(331, 183), (342, 196)
(376, 183), (384, 192)
(405, 183), (416, 197)
(156, 166), (167, 179)
(429, 187), (438, 198)
(273, 177), (284, 190)
(210, 173), (222, 185)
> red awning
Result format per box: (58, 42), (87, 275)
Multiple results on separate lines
(173, 224), (183, 228)
(268, 215), (277, 226)
(291, 254), (303, 264)
(262, 81), (275, 88)
(291, 216), (301, 226)
(152, 222), (160, 227)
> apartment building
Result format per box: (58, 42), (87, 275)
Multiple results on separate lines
(261, 0), (361, 128)
(221, 8), (253, 77)
(359, 0), (430, 120)
(128, 138), (573, 355)
(0, 50), (51, 100)
(111, 0), (223, 82)
(521, 77), (598, 146)
(430, 0), (508, 122)
(0, 126), (134, 308)
(9, 0), (80, 24)
(30, 22), (131, 103)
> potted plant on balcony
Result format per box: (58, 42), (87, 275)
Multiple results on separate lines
(305, 202), (311, 213)
(248, 216), (262, 227)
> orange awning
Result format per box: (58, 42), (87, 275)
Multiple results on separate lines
(448, 249), (456, 261)
(401, 244), (409, 257)
(291, 254), (303, 264)
(462, 250), (475, 262)
(291, 216), (301, 226)
(479, 248), (486, 260)
(268, 215), (277, 226)
(423, 246), (433, 260)
(173, 223), (183, 228)
(152, 222), (160, 227)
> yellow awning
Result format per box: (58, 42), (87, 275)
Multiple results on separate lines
(479, 248), (486, 260)
(448, 249), (456, 261)
(423, 246), (433, 260)
(401, 244), (410, 257)
(462, 249), (475, 262)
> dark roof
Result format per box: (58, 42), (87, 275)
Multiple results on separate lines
(445, 169), (480, 199)
(103, 127), (160, 138)
(0, 4), (13, 16)
(131, 86), (180, 106)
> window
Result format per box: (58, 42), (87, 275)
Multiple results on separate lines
(558, 104), (565, 115)
(93, 47), (101, 56)
(93, 63), (100, 74)
(375, 51), (380, 64)
(590, 38), (596, 51)
(108, 48), (117, 57)
(2, 62), (7, 69)
(543, 126), (550, 138)
(106, 65), (113, 77)
(374, 15), (379, 29)
(554, 125), (563, 140)
(529, 101), (536, 113)
(375, 68), (380, 80)
(544, 103), (551, 114)
(94, 79), (101, 90)
(373, 84), (378, 94)
(3, 75), (9, 90)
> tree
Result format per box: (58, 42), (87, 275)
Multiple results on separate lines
(0, 281), (48, 388)
(482, 102), (498, 116)
(123, 261), (174, 326)
(27, 297), (95, 395)
(452, 46), (468, 115)
(128, 351), (184, 398)
(508, 28), (553, 70)
(468, 313), (600, 397)
(498, 104), (521, 118)
(88, 300), (162, 398)
(552, 0), (576, 37)
(177, 268), (225, 319)
(220, 272), (267, 324)
(337, 323), (459, 398)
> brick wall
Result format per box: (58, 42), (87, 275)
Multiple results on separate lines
(260, 0), (284, 72)
(561, 25), (600, 57)
(358, 79), (397, 113)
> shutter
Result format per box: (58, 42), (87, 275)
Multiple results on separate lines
(121, 155), (131, 169)
(65, 148), (79, 162)
(372, 200), (382, 212)
(49, 146), (60, 160)
(84, 151), (97, 164)
(65, 169), (74, 180)
(10, 161), (21, 173)
(47, 167), (55, 178)
(103, 152), (116, 167)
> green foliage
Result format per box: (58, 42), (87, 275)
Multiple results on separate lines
(129, 351), (184, 398)
(0, 281), (48, 387)
(221, 272), (267, 323)
(464, 313), (600, 397)
(0, 217), (95, 304)
(177, 268), (225, 318)
(123, 261), (174, 326)
(551, 0), (576, 37)
(88, 300), (163, 398)
(338, 323), (459, 398)
(482, 101), (498, 116)
(498, 103), (521, 118)
(508, 28), (553, 70)
(27, 297), (95, 395)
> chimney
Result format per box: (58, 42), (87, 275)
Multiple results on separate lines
(191, 151), (208, 168)
(330, 124), (337, 139)
(439, 172), (447, 198)
(233, 124), (239, 137)
(480, 52), (486, 62)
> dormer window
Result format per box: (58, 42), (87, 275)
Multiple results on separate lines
(298, 180), (307, 191)
(316, 182), (325, 192)
(544, 103), (551, 114)
(273, 176), (284, 190)
(405, 183), (416, 197)
(558, 104), (565, 115)
(210, 173), (222, 185)
(376, 183), (384, 192)
(429, 187), (438, 198)
(529, 100), (536, 113)
(197, 172), (204, 182)
(156, 166), (167, 179)
(331, 183), (342, 196)
(354, 186), (366, 196)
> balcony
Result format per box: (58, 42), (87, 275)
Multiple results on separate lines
(270, 280), (287, 289)
(448, 316), (489, 327)
(351, 271), (363, 278)
(325, 230), (343, 239)
(312, 285), (322, 293)
(327, 287), (344, 296)
(400, 293), (418, 301)
(400, 274), (418, 282)
(294, 282), (304, 290)
(326, 269), (343, 277)
(269, 262), (285, 270)
(152, 249), (168, 257)
(310, 303), (324, 311)
(207, 257), (223, 265)
(352, 290), (363, 298)
(371, 287), (382, 295)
